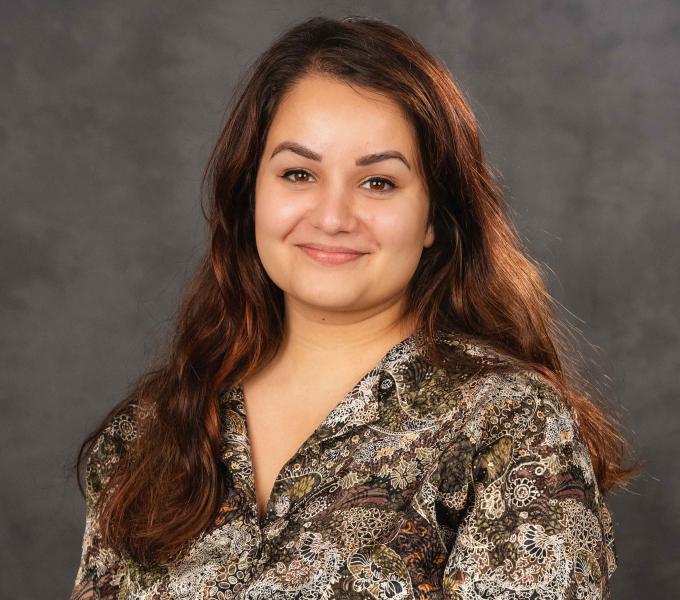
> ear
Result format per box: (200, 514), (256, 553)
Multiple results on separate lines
(424, 221), (435, 248)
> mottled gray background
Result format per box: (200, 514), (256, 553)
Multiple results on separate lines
(1, 1), (677, 598)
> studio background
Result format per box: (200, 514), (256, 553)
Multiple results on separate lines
(1, 2), (677, 598)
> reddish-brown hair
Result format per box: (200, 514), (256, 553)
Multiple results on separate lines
(71, 15), (637, 566)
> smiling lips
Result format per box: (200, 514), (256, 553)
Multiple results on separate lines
(297, 243), (367, 265)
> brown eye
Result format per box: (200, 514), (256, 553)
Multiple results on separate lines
(282, 169), (314, 183)
(361, 177), (396, 193)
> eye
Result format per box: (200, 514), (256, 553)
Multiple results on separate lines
(360, 176), (397, 193)
(281, 169), (397, 194)
(281, 169), (315, 184)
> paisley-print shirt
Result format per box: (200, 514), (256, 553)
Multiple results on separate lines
(70, 329), (617, 599)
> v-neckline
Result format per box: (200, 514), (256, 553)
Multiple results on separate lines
(233, 329), (422, 528)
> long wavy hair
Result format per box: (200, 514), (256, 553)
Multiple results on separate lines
(71, 15), (636, 566)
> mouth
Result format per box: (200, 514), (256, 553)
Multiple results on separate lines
(296, 244), (367, 265)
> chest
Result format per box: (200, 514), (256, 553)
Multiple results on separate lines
(136, 365), (463, 598)
(242, 381), (354, 521)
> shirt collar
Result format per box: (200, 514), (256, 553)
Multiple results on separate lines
(219, 328), (431, 462)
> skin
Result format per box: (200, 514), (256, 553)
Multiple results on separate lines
(253, 72), (434, 371)
(245, 73), (435, 518)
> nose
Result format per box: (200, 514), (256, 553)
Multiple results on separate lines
(307, 181), (358, 234)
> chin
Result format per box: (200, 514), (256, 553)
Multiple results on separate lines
(292, 286), (365, 309)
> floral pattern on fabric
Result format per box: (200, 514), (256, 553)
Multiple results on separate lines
(70, 329), (617, 599)
(438, 371), (616, 599)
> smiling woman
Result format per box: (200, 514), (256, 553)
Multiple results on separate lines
(253, 73), (434, 317)
(69, 14), (635, 600)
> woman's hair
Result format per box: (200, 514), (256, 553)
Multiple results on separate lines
(72, 15), (637, 566)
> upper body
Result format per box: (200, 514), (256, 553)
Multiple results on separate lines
(71, 328), (617, 599)
(71, 17), (629, 599)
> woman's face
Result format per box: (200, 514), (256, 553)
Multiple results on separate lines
(254, 73), (434, 319)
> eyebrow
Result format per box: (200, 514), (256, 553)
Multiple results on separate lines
(269, 140), (411, 171)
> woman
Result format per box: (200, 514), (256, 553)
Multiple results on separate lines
(70, 15), (635, 599)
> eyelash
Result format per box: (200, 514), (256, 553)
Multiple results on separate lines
(280, 169), (397, 193)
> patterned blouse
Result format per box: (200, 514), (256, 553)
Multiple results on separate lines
(70, 329), (617, 599)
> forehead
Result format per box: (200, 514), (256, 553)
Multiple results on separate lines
(266, 73), (417, 155)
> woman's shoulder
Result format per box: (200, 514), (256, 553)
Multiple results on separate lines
(427, 331), (592, 471)
(84, 400), (142, 503)
(468, 365), (573, 431)
(427, 328), (571, 418)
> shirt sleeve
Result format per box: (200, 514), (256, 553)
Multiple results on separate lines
(70, 406), (138, 599)
(439, 370), (618, 599)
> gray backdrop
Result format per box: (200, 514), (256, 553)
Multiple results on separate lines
(1, 2), (677, 598)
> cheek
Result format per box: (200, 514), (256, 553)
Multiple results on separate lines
(254, 182), (300, 240)
(371, 208), (427, 254)
(362, 212), (426, 291)
(253, 181), (308, 291)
